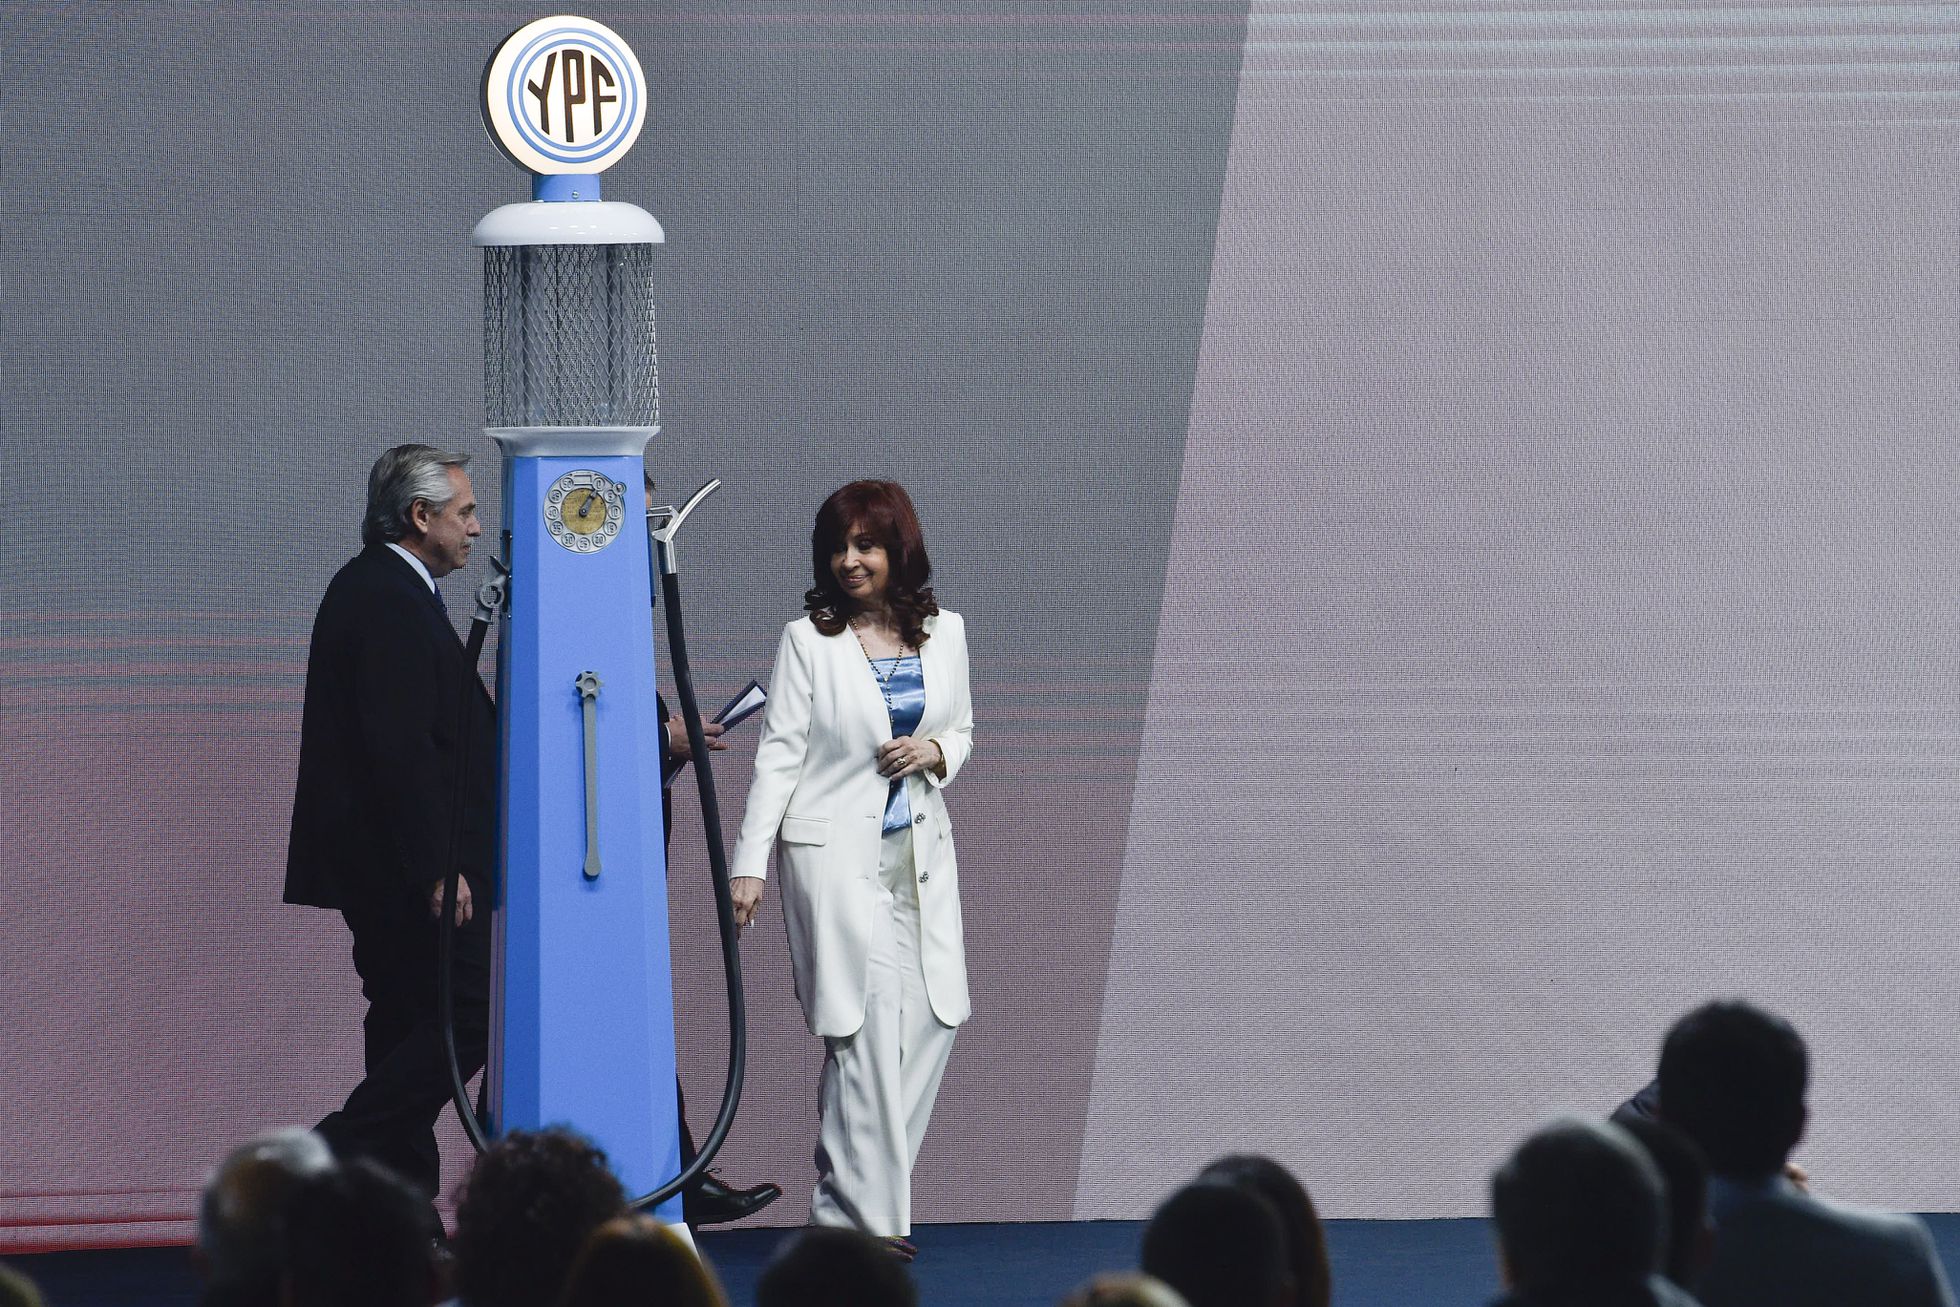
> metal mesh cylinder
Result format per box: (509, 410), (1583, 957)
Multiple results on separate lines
(484, 244), (660, 427)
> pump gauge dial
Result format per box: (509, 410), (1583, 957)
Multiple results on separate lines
(545, 471), (627, 553)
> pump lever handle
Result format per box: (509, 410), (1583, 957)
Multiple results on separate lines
(648, 479), (721, 576)
(575, 670), (603, 881)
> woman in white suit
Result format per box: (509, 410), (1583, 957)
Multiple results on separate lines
(729, 480), (973, 1257)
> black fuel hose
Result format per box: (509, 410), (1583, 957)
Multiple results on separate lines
(629, 567), (748, 1210)
(438, 614), (493, 1154)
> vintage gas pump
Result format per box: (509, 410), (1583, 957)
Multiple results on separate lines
(458, 14), (694, 1223)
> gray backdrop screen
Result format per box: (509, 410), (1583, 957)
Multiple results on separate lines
(3, 1), (1956, 1248)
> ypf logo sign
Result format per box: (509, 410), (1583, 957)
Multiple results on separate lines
(482, 15), (647, 175)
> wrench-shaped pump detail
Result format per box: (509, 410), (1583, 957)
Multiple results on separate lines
(575, 670), (603, 880)
(474, 552), (512, 626)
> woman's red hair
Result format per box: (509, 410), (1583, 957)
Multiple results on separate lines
(805, 480), (939, 646)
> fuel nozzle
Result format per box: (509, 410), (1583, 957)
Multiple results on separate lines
(648, 479), (721, 576)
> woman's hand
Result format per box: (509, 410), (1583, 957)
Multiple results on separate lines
(877, 736), (944, 780)
(731, 876), (765, 930)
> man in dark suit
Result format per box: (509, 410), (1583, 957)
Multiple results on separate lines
(287, 444), (494, 1198)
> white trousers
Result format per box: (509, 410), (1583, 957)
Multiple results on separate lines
(808, 828), (958, 1237)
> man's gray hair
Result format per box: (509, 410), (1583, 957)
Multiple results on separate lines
(363, 444), (470, 546)
(196, 1127), (337, 1291)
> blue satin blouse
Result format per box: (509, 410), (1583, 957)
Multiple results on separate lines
(870, 655), (925, 833)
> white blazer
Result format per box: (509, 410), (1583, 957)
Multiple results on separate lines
(731, 609), (974, 1037)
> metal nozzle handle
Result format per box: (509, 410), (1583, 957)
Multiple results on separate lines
(649, 479), (721, 575)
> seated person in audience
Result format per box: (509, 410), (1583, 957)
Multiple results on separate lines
(194, 1127), (336, 1307)
(1140, 1180), (1292, 1307)
(451, 1128), (628, 1307)
(1656, 1000), (1957, 1307)
(279, 1159), (440, 1307)
(1059, 1273), (1189, 1307)
(1616, 1117), (1714, 1289)
(0, 1263), (46, 1307)
(1611, 1077), (1664, 1129)
(1197, 1154), (1330, 1307)
(1613, 1077), (1810, 1192)
(556, 1215), (726, 1307)
(1490, 1117), (1697, 1307)
(755, 1227), (916, 1307)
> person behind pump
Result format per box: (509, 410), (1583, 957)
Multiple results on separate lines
(729, 479), (975, 1258)
(641, 472), (782, 1226)
(285, 445), (494, 1201)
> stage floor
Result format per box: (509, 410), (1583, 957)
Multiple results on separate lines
(14, 1215), (1960, 1306)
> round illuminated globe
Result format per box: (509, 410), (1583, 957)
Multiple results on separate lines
(481, 15), (648, 176)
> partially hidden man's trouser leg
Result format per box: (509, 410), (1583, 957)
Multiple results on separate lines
(317, 895), (490, 1198)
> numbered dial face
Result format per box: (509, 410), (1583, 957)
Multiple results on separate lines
(545, 471), (627, 553)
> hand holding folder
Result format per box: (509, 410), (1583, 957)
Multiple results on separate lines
(664, 679), (766, 785)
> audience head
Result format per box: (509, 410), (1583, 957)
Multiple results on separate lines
(1657, 999), (1807, 1180)
(1140, 1179), (1292, 1307)
(1060, 1273), (1189, 1307)
(452, 1127), (628, 1307)
(1617, 1116), (1712, 1288)
(0, 1263), (45, 1307)
(556, 1215), (726, 1307)
(1196, 1154), (1329, 1307)
(195, 1127), (336, 1305)
(755, 1227), (916, 1307)
(1491, 1118), (1663, 1297)
(279, 1159), (439, 1307)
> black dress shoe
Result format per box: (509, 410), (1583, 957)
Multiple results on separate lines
(684, 1173), (784, 1226)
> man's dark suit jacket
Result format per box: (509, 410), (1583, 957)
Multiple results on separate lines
(286, 544), (495, 911)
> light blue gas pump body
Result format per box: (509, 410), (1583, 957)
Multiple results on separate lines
(490, 446), (681, 1224)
